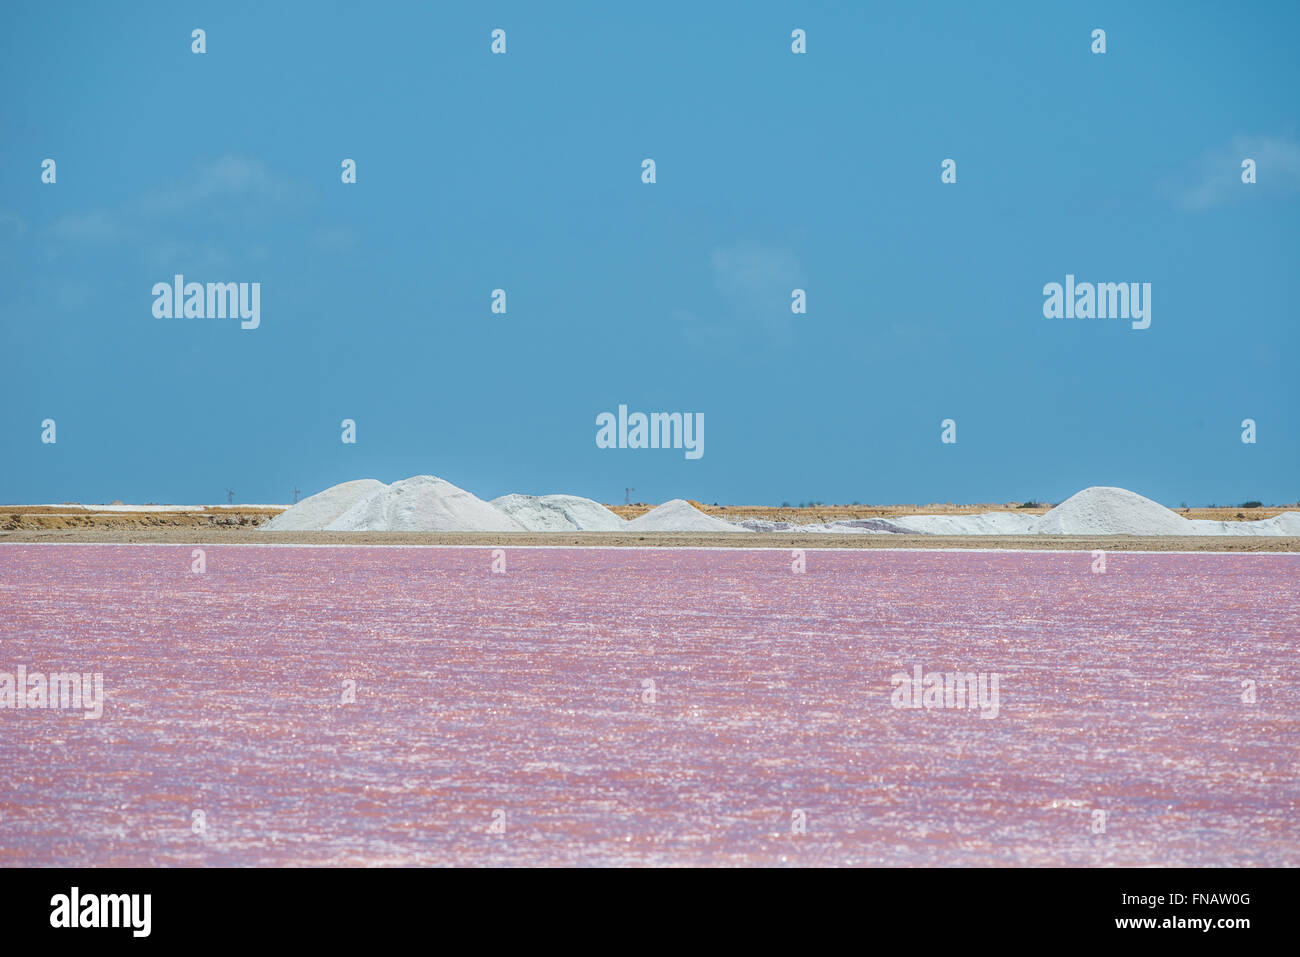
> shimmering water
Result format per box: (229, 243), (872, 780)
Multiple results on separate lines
(1, 545), (1296, 866)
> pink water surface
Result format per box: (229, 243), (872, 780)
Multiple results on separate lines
(1, 544), (1296, 867)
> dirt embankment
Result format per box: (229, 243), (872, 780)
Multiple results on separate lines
(1, 507), (279, 532)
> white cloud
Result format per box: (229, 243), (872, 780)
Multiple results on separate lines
(39, 156), (316, 268)
(1176, 134), (1300, 210)
(47, 209), (123, 243)
(136, 155), (294, 218)
(674, 242), (808, 352)
(710, 242), (805, 314)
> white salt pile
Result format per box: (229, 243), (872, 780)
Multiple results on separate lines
(738, 518), (798, 532)
(740, 518), (906, 534)
(889, 512), (1040, 535)
(262, 478), (387, 531)
(1186, 512), (1300, 536)
(266, 478), (1299, 536)
(826, 519), (914, 534)
(742, 487), (1300, 537)
(1029, 486), (1190, 536)
(491, 493), (627, 532)
(626, 499), (751, 533)
(796, 521), (894, 534)
(326, 476), (525, 532)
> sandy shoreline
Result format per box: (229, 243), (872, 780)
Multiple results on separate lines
(3, 527), (1298, 551)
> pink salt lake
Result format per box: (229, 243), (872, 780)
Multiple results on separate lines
(0, 544), (1296, 866)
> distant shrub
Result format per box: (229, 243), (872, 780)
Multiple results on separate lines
(1240, 500), (1263, 509)
(1016, 501), (1042, 509)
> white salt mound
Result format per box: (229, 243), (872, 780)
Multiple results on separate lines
(879, 494), (1300, 537)
(626, 499), (750, 533)
(889, 512), (1040, 535)
(268, 479), (1300, 536)
(491, 493), (627, 532)
(327, 475), (524, 532)
(1272, 512), (1300, 535)
(1188, 512), (1300, 536)
(262, 478), (388, 531)
(1030, 486), (1190, 536)
(799, 521), (894, 534)
(827, 519), (915, 534)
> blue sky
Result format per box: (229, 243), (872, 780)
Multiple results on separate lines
(2, 1), (1297, 506)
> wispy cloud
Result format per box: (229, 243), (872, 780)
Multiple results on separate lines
(40, 156), (312, 267)
(136, 155), (299, 219)
(1175, 134), (1300, 210)
(47, 209), (122, 243)
(311, 226), (356, 251)
(676, 242), (807, 351)
(0, 210), (26, 239)
(141, 238), (234, 274)
(711, 243), (805, 313)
